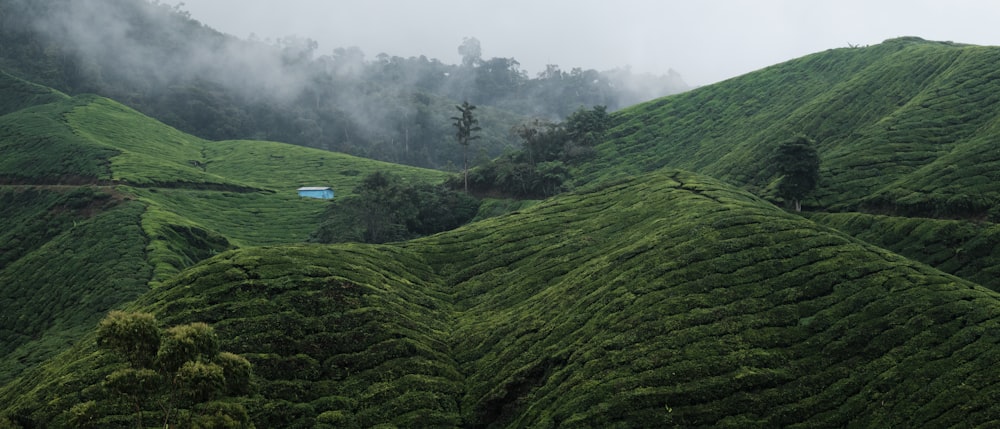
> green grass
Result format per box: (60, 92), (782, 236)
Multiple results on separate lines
(563, 36), (1000, 291)
(203, 138), (449, 192)
(7, 170), (1000, 427)
(66, 95), (257, 188)
(1, 92), (450, 284)
(0, 101), (117, 182)
(0, 90), (452, 385)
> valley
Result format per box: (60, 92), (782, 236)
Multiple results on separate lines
(0, 8), (999, 427)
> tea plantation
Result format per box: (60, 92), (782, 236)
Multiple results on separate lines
(4, 37), (1000, 427)
(5, 171), (1000, 427)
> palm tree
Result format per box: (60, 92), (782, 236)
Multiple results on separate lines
(451, 101), (481, 193)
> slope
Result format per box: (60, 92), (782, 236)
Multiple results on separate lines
(580, 37), (1000, 218)
(0, 187), (150, 383)
(0, 90), (449, 279)
(807, 212), (1000, 290)
(6, 170), (1000, 427)
(0, 69), (67, 116)
(573, 36), (1000, 292)
(414, 169), (1000, 427)
(0, 87), (449, 386)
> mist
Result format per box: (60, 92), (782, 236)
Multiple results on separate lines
(181, 0), (1000, 87)
(28, 0), (314, 100)
(1, 0), (691, 170)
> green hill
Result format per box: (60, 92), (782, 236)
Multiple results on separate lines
(572, 36), (1000, 293)
(5, 170), (1000, 427)
(580, 37), (1000, 218)
(6, 37), (1000, 428)
(0, 89), (448, 386)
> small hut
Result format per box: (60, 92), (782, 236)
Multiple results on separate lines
(297, 187), (334, 199)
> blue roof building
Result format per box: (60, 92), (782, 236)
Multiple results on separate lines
(297, 187), (334, 199)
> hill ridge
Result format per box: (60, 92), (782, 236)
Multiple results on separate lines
(8, 170), (1000, 426)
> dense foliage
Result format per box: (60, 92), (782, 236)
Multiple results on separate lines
(451, 101), (481, 192)
(309, 171), (480, 244)
(771, 136), (821, 211)
(809, 211), (1000, 291)
(0, 0), (688, 169)
(91, 311), (253, 428)
(0, 188), (150, 384)
(454, 106), (611, 198)
(0, 91), (448, 378)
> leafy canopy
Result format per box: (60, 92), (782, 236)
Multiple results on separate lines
(94, 311), (253, 428)
(309, 171), (480, 244)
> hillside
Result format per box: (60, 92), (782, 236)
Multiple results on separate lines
(5, 170), (1000, 427)
(575, 36), (1000, 292)
(6, 37), (1000, 428)
(0, 69), (67, 116)
(581, 37), (1000, 218)
(0, 89), (448, 384)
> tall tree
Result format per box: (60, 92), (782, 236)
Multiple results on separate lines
(457, 37), (482, 67)
(773, 136), (821, 212)
(452, 101), (481, 192)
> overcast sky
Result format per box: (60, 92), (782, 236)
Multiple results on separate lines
(178, 0), (1000, 86)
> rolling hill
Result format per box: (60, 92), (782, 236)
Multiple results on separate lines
(0, 75), (449, 387)
(580, 37), (1000, 218)
(4, 36), (1000, 428)
(574, 36), (1000, 292)
(5, 170), (1000, 427)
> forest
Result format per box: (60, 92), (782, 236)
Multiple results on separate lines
(0, 0), (688, 170)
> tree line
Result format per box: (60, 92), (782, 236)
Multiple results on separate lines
(306, 103), (614, 246)
(453, 105), (613, 198)
(0, 0), (688, 170)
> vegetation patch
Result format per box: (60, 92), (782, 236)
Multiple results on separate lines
(8, 35), (1000, 428)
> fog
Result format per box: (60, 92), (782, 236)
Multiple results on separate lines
(12, 0), (1000, 169)
(179, 0), (1000, 86)
(14, 0), (685, 167)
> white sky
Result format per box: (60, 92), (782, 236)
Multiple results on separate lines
(178, 0), (1000, 86)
